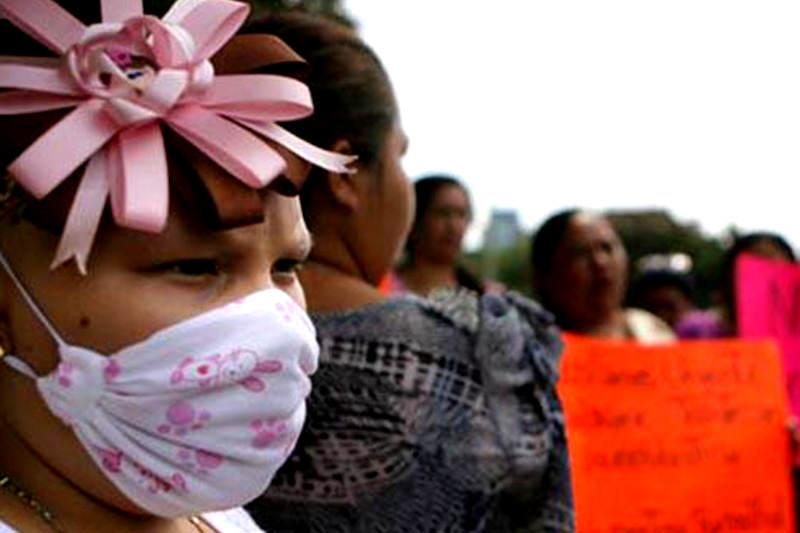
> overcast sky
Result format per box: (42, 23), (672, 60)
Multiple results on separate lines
(345, 0), (800, 250)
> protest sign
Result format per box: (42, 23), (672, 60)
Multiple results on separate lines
(559, 335), (793, 533)
(737, 254), (800, 416)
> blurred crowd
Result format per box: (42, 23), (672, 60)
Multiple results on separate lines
(384, 174), (795, 347)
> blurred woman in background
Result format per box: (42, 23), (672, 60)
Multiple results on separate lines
(394, 175), (487, 295)
(676, 231), (798, 338)
(532, 209), (674, 343)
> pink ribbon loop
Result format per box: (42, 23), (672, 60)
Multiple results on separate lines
(52, 152), (110, 274)
(101, 0), (143, 24)
(0, 0), (356, 274)
(9, 100), (120, 199)
(105, 98), (161, 128)
(236, 120), (357, 174)
(109, 125), (169, 232)
(0, 57), (82, 95)
(164, 0), (250, 62)
(166, 105), (286, 189)
(0, 0), (86, 54)
(133, 17), (195, 69)
(202, 75), (314, 122)
(141, 69), (191, 114)
(0, 91), (83, 115)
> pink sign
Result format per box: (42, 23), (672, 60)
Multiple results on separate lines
(736, 254), (800, 415)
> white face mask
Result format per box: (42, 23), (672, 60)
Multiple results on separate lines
(0, 251), (319, 517)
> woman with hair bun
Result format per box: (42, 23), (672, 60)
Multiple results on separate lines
(243, 11), (574, 533)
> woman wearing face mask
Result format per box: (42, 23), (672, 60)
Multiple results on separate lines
(532, 209), (674, 343)
(0, 1), (355, 531)
(243, 12), (574, 533)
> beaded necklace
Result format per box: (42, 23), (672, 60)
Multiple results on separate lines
(0, 473), (207, 532)
(0, 473), (64, 532)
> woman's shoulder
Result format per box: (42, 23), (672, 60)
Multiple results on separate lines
(310, 289), (563, 375)
(624, 307), (676, 344)
(674, 308), (729, 339)
(499, 290), (560, 335)
(475, 290), (563, 381)
(311, 291), (479, 340)
(312, 289), (559, 339)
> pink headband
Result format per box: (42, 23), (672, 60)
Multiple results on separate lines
(0, 0), (355, 273)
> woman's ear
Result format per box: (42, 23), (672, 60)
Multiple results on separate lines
(324, 139), (362, 211)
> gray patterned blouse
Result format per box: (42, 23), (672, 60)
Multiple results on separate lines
(248, 289), (574, 532)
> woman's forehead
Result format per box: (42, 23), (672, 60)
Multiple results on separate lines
(433, 185), (469, 205)
(568, 213), (616, 239)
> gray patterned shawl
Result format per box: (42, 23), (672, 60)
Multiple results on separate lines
(247, 289), (574, 532)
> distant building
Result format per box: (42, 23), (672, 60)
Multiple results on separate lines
(483, 209), (521, 251)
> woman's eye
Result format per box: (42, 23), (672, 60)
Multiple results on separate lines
(158, 259), (221, 278)
(272, 259), (304, 281)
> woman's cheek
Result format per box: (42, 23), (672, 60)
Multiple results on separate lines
(402, 173), (415, 236)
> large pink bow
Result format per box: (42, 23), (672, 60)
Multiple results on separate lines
(0, 0), (355, 274)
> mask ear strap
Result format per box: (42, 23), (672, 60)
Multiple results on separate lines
(2, 354), (39, 379)
(0, 249), (67, 349)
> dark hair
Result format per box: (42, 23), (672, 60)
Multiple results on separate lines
(244, 11), (396, 170)
(726, 232), (795, 265)
(454, 265), (484, 294)
(721, 232), (796, 329)
(530, 208), (581, 281)
(722, 232), (796, 295)
(407, 174), (470, 252)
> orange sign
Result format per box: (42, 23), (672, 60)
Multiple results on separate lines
(558, 335), (794, 533)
